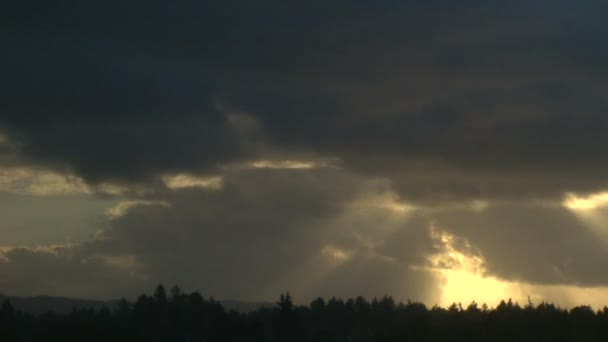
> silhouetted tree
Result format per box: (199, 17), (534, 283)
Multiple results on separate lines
(153, 285), (167, 302)
(3, 285), (608, 341)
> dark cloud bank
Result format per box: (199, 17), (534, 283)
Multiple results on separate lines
(2, 1), (608, 301)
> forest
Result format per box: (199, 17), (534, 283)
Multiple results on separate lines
(1, 285), (607, 341)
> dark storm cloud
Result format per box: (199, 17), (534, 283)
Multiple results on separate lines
(3, 1), (608, 201)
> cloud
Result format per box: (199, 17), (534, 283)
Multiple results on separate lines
(3, 1), (608, 305)
(105, 200), (171, 219)
(4, 166), (608, 304)
(433, 203), (608, 287)
(0, 168), (90, 196)
(1, 1), (607, 204)
(161, 174), (223, 190)
(0, 167), (440, 301)
(248, 159), (334, 170)
(98, 168), (440, 301)
(564, 192), (608, 211)
(0, 245), (147, 299)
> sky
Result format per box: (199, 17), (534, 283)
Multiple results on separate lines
(2, 1), (608, 307)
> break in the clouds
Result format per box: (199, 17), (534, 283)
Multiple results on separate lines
(2, 1), (608, 306)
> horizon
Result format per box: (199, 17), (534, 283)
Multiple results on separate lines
(3, 1), (608, 311)
(3, 286), (606, 341)
(2, 284), (606, 313)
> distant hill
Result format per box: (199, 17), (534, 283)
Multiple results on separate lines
(0, 293), (118, 315)
(0, 293), (273, 315)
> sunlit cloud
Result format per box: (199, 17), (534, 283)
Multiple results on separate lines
(0, 168), (91, 196)
(563, 192), (608, 211)
(324, 181), (417, 263)
(348, 186), (415, 214)
(563, 191), (608, 241)
(95, 182), (154, 197)
(422, 225), (608, 309)
(96, 183), (129, 196)
(249, 159), (334, 170)
(0, 243), (78, 258)
(469, 200), (490, 212)
(319, 184), (417, 265)
(105, 200), (171, 219)
(0, 168), (156, 197)
(423, 226), (528, 307)
(321, 244), (353, 263)
(162, 174), (223, 190)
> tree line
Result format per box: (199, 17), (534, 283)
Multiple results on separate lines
(1, 285), (607, 341)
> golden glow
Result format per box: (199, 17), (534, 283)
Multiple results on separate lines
(524, 284), (608, 309)
(436, 266), (523, 307)
(563, 192), (608, 211)
(563, 191), (608, 241)
(162, 174), (222, 190)
(427, 227), (527, 307)
(425, 226), (608, 308)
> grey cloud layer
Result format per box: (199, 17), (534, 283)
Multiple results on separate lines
(98, 169), (440, 300)
(1, 168), (441, 301)
(3, 167), (608, 300)
(0, 245), (148, 299)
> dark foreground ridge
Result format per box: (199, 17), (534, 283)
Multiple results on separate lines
(1, 285), (607, 341)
